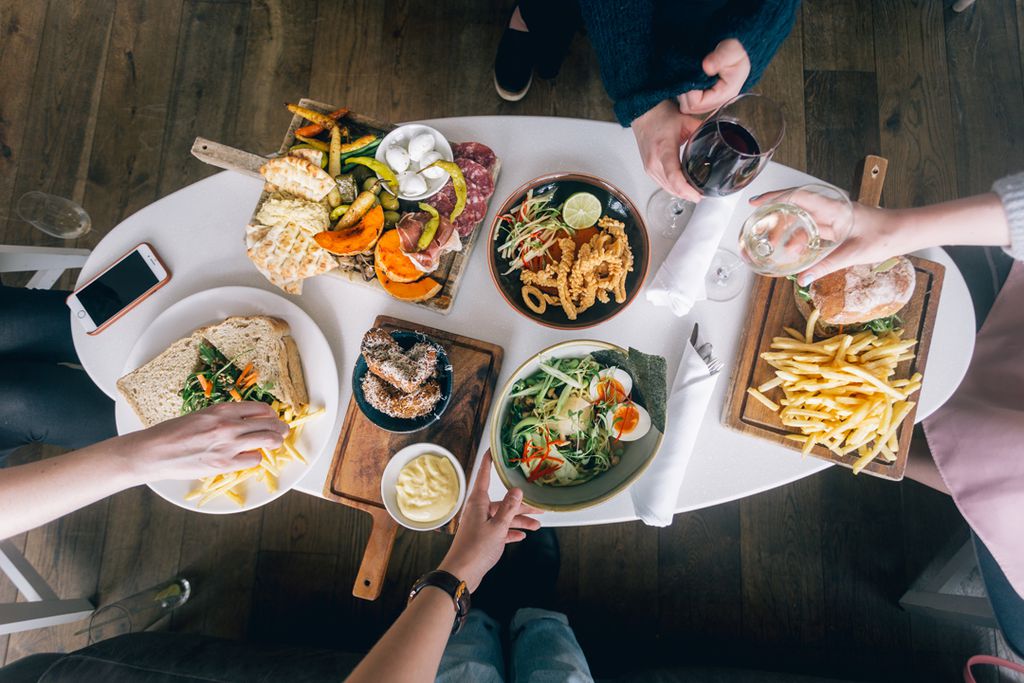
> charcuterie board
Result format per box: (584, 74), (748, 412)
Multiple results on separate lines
(322, 315), (503, 600)
(191, 98), (500, 314)
(723, 156), (945, 480)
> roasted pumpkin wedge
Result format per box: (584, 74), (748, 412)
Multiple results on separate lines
(315, 204), (384, 256)
(374, 262), (441, 302)
(374, 229), (424, 283)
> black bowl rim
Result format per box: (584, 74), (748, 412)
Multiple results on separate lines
(352, 331), (453, 434)
(486, 171), (652, 331)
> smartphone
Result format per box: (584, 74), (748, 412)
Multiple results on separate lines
(67, 243), (171, 335)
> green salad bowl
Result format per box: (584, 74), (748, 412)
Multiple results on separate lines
(489, 340), (665, 512)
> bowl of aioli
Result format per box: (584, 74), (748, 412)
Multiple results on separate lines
(381, 443), (466, 531)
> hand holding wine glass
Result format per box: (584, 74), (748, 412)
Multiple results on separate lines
(632, 100), (705, 204)
(748, 188), (891, 284)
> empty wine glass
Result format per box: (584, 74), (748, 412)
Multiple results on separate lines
(16, 191), (91, 239)
(705, 248), (747, 302)
(737, 183), (853, 277)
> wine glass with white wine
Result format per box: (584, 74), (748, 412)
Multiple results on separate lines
(737, 183), (853, 277)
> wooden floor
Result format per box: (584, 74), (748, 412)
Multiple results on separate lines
(2, 1), (1023, 680)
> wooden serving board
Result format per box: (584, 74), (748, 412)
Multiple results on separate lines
(322, 315), (503, 600)
(191, 98), (500, 314)
(723, 156), (945, 480)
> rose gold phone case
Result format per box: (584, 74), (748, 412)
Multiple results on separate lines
(70, 242), (172, 335)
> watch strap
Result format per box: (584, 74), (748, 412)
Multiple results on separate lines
(408, 569), (470, 634)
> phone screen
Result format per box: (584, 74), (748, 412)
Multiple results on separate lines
(77, 250), (160, 326)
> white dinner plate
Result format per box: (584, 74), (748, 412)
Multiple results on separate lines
(115, 286), (340, 514)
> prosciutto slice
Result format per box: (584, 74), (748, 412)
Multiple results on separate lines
(396, 211), (461, 273)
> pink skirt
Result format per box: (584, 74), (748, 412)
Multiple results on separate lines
(923, 261), (1024, 597)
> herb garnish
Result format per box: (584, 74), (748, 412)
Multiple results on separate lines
(180, 342), (276, 414)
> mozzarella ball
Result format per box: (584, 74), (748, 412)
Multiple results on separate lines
(384, 145), (410, 173)
(407, 133), (436, 161)
(398, 172), (428, 197)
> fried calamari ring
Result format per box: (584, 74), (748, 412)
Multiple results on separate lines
(521, 285), (547, 314)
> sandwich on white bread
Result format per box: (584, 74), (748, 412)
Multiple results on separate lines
(117, 316), (308, 428)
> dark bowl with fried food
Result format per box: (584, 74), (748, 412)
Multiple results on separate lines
(487, 172), (650, 330)
(352, 331), (453, 433)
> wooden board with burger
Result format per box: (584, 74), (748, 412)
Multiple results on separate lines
(322, 315), (503, 600)
(190, 98), (500, 313)
(724, 157), (945, 480)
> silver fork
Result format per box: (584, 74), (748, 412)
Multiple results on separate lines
(691, 323), (723, 376)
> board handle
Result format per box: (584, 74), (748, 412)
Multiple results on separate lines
(190, 137), (267, 179)
(856, 155), (889, 208)
(353, 507), (398, 601)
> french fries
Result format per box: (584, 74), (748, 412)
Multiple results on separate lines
(748, 327), (923, 474)
(185, 402), (325, 507)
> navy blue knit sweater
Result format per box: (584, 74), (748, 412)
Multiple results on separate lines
(580, 0), (800, 126)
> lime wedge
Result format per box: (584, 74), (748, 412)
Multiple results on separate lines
(561, 192), (602, 229)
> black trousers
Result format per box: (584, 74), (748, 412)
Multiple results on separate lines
(0, 286), (116, 461)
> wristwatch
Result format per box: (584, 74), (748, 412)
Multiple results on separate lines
(408, 569), (470, 634)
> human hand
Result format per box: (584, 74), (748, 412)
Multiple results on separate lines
(632, 100), (704, 202)
(750, 190), (904, 285)
(113, 402), (289, 482)
(438, 455), (542, 592)
(677, 39), (751, 116)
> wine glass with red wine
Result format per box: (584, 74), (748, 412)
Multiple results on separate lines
(682, 93), (784, 197)
(647, 93), (785, 237)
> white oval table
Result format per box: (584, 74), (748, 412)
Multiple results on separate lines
(72, 115), (975, 527)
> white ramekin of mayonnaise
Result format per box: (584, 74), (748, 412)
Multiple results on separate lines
(381, 443), (467, 531)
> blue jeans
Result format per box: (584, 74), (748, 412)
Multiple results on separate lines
(437, 608), (594, 683)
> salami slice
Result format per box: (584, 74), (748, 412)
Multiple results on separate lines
(455, 158), (494, 199)
(426, 180), (456, 216)
(453, 191), (488, 237)
(452, 142), (497, 172)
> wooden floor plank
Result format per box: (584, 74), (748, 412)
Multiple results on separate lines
(657, 501), (742, 641)
(874, 0), (958, 208)
(945, 0), (1024, 196)
(156, 0), (250, 198)
(234, 0), (317, 154)
(1, 1), (115, 245)
(804, 70), (882, 192)
(307, 0), (388, 118)
(739, 477), (825, 648)
(82, 0), (185, 246)
(755, 13), (807, 171)
(0, 1), (48, 247)
(801, 0), (876, 72)
(173, 507), (264, 640)
(94, 489), (187, 608)
(0, 533), (28, 666)
(5, 493), (108, 662)
(573, 522), (658, 676)
(259, 491), (344, 555)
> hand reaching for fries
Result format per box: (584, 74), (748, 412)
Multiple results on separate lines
(116, 402), (289, 482)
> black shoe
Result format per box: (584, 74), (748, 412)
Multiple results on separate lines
(493, 27), (534, 102)
(472, 527), (560, 625)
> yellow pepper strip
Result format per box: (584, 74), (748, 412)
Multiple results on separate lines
(340, 134), (378, 154)
(286, 103), (339, 130)
(329, 127), (342, 177)
(417, 203), (440, 250)
(346, 156), (398, 193)
(426, 160), (466, 221)
(294, 134), (329, 152)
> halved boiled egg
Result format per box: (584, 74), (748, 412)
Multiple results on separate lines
(588, 368), (633, 403)
(606, 402), (651, 442)
(554, 395), (593, 438)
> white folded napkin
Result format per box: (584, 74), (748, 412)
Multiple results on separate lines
(630, 335), (720, 526)
(645, 193), (742, 316)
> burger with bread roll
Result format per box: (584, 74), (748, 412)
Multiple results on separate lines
(793, 256), (915, 337)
